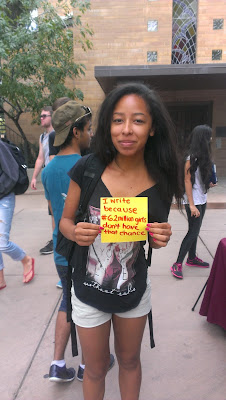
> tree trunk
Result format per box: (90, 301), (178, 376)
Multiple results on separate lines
(10, 117), (32, 166)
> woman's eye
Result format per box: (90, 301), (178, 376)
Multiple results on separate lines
(135, 119), (144, 124)
(113, 118), (123, 123)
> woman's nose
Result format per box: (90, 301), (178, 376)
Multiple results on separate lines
(122, 120), (132, 134)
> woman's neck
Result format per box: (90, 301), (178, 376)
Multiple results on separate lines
(113, 154), (145, 173)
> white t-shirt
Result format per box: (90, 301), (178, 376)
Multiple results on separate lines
(183, 156), (207, 205)
(40, 130), (54, 167)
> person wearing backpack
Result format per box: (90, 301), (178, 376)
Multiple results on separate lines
(31, 106), (58, 256)
(59, 83), (182, 400)
(0, 140), (34, 290)
(41, 100), (115, 383)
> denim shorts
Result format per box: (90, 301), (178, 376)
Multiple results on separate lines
(71, 278), (151, 328)
(56, 264), (68, 313)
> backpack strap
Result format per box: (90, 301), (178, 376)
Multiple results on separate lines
(148, 309), (155, 348)
(76, 154), (106, 219)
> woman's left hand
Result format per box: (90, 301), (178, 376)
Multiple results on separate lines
(146, 222), (172, 248)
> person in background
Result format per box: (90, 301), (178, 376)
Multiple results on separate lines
(0, 140), (34, 289)
(48, 97), (72, 163)
(42, 100), (114, 382)
(31, 106), (58, 255)
(60, 83), (182, 400)
(50, 97), (72, 289)
(171, 124), (216, 279)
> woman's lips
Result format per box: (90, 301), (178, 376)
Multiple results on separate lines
(119, 141), (135, 147)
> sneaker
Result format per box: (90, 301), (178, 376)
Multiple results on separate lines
(186, 256), (209, 268)
(56, 280), (62, 289)
(49, 364), (75, 383)
(171, 263), (183, 279)
(77, 365), (84, 382)
(76, 354), (115, 382)
(40, 239), (53, 255)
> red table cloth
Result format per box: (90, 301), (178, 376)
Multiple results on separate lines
(199, 238), (226, 330)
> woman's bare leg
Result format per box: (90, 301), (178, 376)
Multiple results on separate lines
(21, 255), (33, 282)
(76, 320), (111, 400)
(113, 314), (147, 400)
(0, 269), (6, 288)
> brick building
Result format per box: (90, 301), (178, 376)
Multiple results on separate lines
(71, 0), (226, 176)
(5, 0), (226, 174)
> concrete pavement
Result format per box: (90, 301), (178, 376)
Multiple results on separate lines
(1, 180), (226, 400)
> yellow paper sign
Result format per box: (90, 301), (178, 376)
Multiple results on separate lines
(100, 197), (148, 243)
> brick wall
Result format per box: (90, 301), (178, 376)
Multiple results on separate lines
(197, 0), (226, 63)
(5, 0), (226, 175)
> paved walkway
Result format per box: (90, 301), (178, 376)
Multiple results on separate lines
(1, 179), (226, 400)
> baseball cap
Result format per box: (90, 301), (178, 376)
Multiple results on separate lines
(52, 100), (92, 146)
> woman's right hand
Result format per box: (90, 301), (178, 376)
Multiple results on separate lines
(73, 222), (102, 246)
(190, 205), (200, 218)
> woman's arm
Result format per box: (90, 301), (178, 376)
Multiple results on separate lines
(184, 160), (200, 218)
(60, 180), (100, 246)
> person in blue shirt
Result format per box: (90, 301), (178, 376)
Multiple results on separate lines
(41, 100), (93, 383)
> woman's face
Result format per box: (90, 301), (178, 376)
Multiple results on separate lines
(110, 94), (154, 157)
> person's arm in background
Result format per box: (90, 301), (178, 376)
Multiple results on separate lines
(31, 137), (44, 190)
(184, 160), (200, 218)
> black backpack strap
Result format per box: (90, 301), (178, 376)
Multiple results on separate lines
(148, 309), (155, 348)
(146, 244), (152, 267)
(76, 154), (106, 219)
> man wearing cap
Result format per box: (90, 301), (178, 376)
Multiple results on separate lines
(41, 101), (93, 382)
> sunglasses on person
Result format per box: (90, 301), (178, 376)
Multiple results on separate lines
(40, 114), (51, 119)
(74, 106), (92, 124)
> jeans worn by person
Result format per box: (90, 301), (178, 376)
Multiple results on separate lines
(0, 192), (25, 271)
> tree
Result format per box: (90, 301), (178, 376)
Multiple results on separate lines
(0, 0), (93, 164)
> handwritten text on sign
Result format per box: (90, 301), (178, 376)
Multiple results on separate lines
(100, 197), (148, 243)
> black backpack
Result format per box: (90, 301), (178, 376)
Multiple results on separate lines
(56, 153), (105, 261)
(3, 140), (29, 195)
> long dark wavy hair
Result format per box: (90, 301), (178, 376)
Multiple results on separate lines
(187, 125), (212, 192)
(92, 82), (183, 206)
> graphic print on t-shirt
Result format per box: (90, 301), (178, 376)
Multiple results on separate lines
(85, 205), (140, 294)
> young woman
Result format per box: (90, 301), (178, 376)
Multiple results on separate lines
(171, 124), (214, 279)
(60, 83), (182, 400)
(0, 140), (34, 289)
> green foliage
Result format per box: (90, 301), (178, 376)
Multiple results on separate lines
(0, 0), (93, 127)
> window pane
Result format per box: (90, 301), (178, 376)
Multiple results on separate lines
(212, 50), (222, 60)
(147, 51), (157, 62)
(148, 20), (158, 31)
(213, 19), (224, 30)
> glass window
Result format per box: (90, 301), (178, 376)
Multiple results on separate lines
(148, 20), (158, 31)
(212, 50), (222, 60)
(171, 0), (197, 64)
(213, 19), (224, 30)
(147, 51), (157, 62)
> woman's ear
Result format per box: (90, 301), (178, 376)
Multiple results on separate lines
(149, 128), (155, 137)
